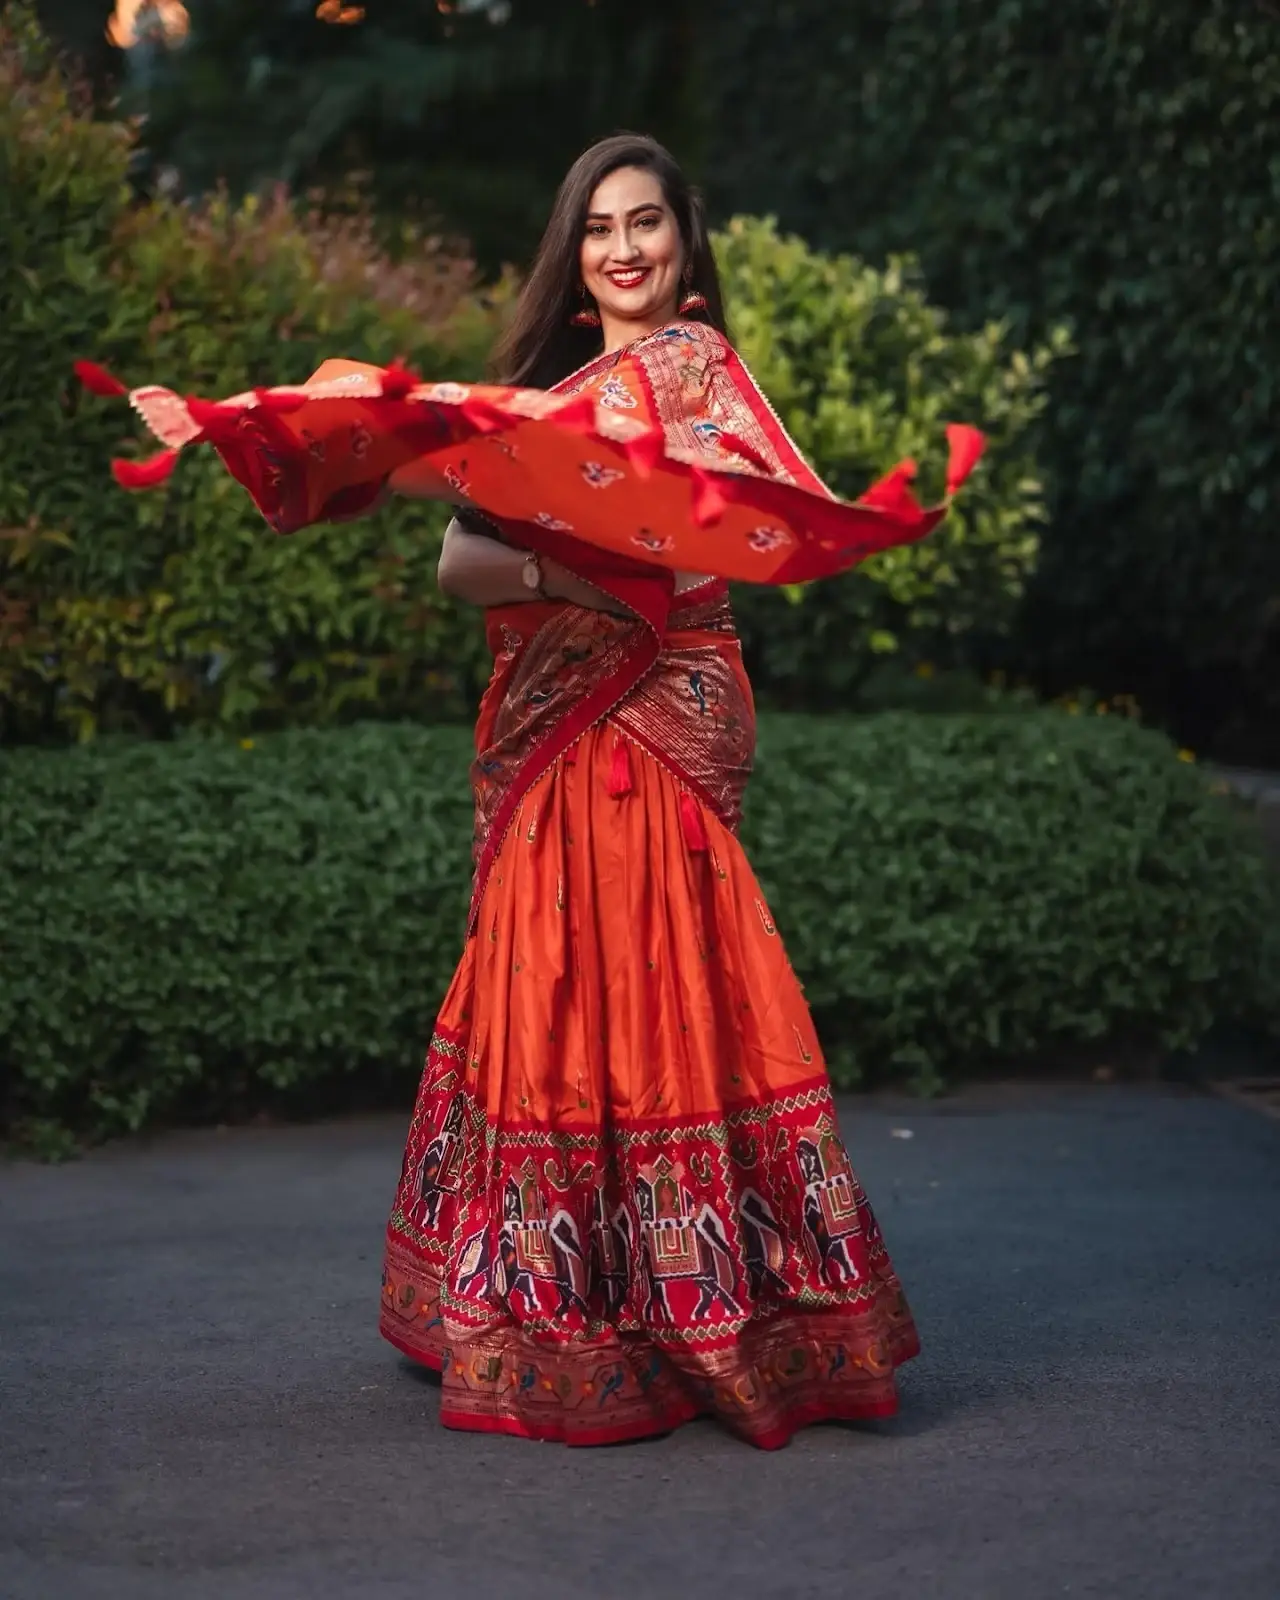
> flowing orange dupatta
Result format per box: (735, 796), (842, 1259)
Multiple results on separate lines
(77, 320), (984, 926)
(74, 322), (982, 587)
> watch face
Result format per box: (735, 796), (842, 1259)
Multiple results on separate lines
(522, 559), (540, 589)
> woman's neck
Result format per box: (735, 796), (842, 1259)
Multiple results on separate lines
(600, 307), (678, 355)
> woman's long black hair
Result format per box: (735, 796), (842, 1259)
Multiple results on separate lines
(491, 133), (729, 390)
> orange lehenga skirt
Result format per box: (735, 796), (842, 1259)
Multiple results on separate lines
(380, 581), (919, 1447)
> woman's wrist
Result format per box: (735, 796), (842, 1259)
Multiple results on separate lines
(520, 550), (550, 601)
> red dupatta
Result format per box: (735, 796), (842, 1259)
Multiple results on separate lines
(75, 319), (984, 925)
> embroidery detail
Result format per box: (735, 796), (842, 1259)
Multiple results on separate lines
(580, 460), (625, 488)
(692, 418), (723, 449)
(747, 525), (791, 554)
(610, 592), (755, 837)
(382, 1030), (918, 1447)
(597, 375), (638, 410)
(632, 530), (675, 554)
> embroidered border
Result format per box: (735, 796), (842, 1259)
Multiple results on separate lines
(382, 1029), (919, 1444)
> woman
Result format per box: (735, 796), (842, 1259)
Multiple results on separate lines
(379, 133), (920, 1448)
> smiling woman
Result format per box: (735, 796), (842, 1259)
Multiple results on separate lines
(488, 133), (727, 391)
(580, 166), (687, 343)
(379, 132), (923, 1450)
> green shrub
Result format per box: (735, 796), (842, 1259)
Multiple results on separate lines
(0, 722), (476, 1150)
(704, 0), (1280, 754)
(718, 217), (1066, 707)
(747, 712), (1279, 1092)
(2, 710), (1273, 1148)
(0, 7), (498, 744)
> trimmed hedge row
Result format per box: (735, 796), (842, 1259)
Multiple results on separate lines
(2, 711), (1275, 1149)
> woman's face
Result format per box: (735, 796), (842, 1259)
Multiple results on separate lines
(579, 165), (684, 343)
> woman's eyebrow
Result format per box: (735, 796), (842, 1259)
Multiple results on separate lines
(584, 204), (664, 222)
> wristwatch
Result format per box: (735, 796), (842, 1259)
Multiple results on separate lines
(521, 551), (549, 600)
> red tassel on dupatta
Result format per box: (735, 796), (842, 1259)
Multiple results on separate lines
(945, 424), (986, 494)
(691, 468), (727, 529)
(111, 449), (180, 489)
(73, 360), (128, 398)
(380, 361), (422, 401)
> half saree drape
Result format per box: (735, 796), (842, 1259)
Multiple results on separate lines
(379, 323), (920, 1448)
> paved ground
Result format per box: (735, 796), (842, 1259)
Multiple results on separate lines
(2, 1083), (1278, 1600)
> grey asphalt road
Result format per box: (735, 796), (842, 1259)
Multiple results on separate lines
(2, 1083), (1278, 1600)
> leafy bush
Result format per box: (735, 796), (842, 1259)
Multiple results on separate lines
(2, 711), (1273, 1148)
(704, 0), (1280, 756)
(0, 6), (498, 744)
(718, 217), (1065, 707)
(748, 712), (1279, 1092)
(0, 722), (476, 1152)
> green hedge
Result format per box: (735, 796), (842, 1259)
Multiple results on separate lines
(704, 0), (1280, 755)
(2, 711), (1274, 1150)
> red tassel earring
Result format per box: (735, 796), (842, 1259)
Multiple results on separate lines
(679, 279), (708, 315)
(570, 287), (601, 329)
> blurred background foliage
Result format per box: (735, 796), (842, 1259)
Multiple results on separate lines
(706, 0), (1280, 762)
(30, 0), (703, 271)
(13, 0), (1279, 760)
(0, 14), (1054, 742)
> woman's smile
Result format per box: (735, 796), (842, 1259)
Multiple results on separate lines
(580, 165), (683, 349)
(604, 266), (651, 289)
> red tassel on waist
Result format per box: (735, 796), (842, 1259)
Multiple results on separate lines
(680, 791), (709, 852)
(607, 736), (633, 798)
(111, 448), (180, 489)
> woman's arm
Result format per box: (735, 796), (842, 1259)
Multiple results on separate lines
(436, 518), (624, 613)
